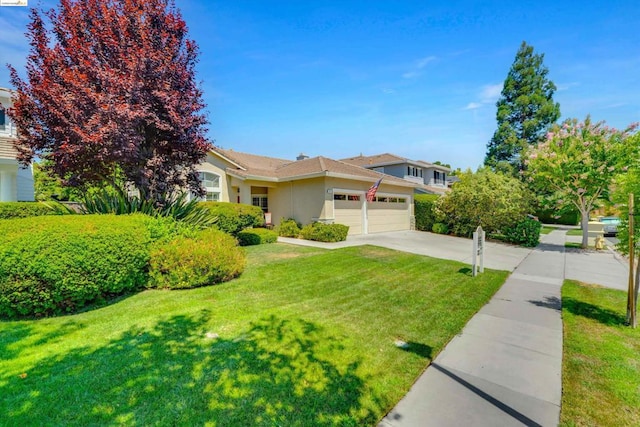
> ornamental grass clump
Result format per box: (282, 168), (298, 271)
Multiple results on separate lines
(148, 228), (245, 289)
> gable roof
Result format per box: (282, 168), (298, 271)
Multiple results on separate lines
(341, 152), (450, 172)
(211, 147), (415, 187)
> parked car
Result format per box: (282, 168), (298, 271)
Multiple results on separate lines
(600, 216), (620, 236)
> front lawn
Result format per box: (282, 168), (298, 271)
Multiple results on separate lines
(566, 229), (583, 236)
(0, 244), (508, 426)
(540, 225), (557, 234)
(561, 280), (640, 426)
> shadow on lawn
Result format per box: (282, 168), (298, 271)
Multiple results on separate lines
(2, 312), (375, 426)
(563, 297), (626, 326)
(0, 321), (84, 361)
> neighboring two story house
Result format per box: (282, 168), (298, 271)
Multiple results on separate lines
(0, 87), (34, 202)
(340, 153), (450, 195)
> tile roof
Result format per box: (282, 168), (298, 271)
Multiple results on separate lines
(212, 147), (414, 186)
(340, 153), (406, 167)
(341, 153), (451, 172)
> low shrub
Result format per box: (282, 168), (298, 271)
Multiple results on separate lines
(536, 209), (580, 226)
(148, 228), (245, 289)
(300, 222), (349, 242)
(0, 214), (157, 318)
(0, 201), (72, 219)
(501, 218), (542, 247)
(237, 228), (278, 246)
(200, 202), (264, 235)
(432, 222), (449, 234)
(277, 218), (301, 237)
(414, 194), (441, 232)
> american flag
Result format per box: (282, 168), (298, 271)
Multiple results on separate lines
(366, 178), (382, 202)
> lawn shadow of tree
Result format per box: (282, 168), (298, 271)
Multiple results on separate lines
(0, 320), (84, 362)
(1, 311), (378, 426)
(563, 296), (626, 326)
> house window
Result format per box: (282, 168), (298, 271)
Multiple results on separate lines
(252, 195), (268, 212)
(334, 194), (361, 201)
(407, 166), (422, 177)
(0, 109), (5, 131)
(198, 171), (220, 201)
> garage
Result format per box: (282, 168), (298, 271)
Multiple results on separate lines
(333, 192), (411, 235)
(333, 193), (364, 235)
(366, 195), (410, 233)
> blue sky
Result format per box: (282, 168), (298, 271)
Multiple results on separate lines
(1, 1), (639, 169)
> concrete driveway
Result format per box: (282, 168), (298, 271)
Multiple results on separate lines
(278, 230), (532, 272)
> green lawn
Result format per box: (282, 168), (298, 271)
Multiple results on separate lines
(566, 229), (583, 236)
(0, 243), (508, 426)
(540, 226), (557, 234)
(561, 280), (640, 426)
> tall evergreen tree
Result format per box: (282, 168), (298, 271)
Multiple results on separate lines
(485, 41), (560, 175)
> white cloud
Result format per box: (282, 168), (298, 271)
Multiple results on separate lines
(480, 83), (503, 103)
(556, 82), (580, 91)
(381, 87), (396, 94)
(416, 56), (437, 69)
(402, 55), (437, 79)
(463, 83), (502, 110)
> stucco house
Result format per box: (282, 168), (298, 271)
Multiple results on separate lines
(195, 148), (418, 235)
(340, 153), (450, 195)
(0, 87), (34, 202)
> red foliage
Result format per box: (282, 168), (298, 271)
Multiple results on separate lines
(8, 0), (210, 202)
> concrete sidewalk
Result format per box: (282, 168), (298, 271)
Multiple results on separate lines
(379, 229), (567, 427)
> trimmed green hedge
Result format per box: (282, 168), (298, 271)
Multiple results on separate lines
(0, 214), (159, 318)
(277, 218), (301, 237)
(237, 228), (278, 246)
(414, 194), (441, 232)
(300, 222), (349, 242)
(148, 228), (245, 290)
(536, 209), (580, 226)
(200, 202), (264, 235)
(0, 201), (71, 219)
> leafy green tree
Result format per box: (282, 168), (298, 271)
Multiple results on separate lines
(611, 132), (640, 255)
(33, 161), (81, 201)
(436, 168), (533, 237)
(485, 41), (561, 175)
(526, 117), (638, 248)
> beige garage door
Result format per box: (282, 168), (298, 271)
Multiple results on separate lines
(334, 193), (363, 235)
(367, 195), (410, 233)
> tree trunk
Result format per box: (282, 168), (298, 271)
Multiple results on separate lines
(580, 209), (589, 249)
